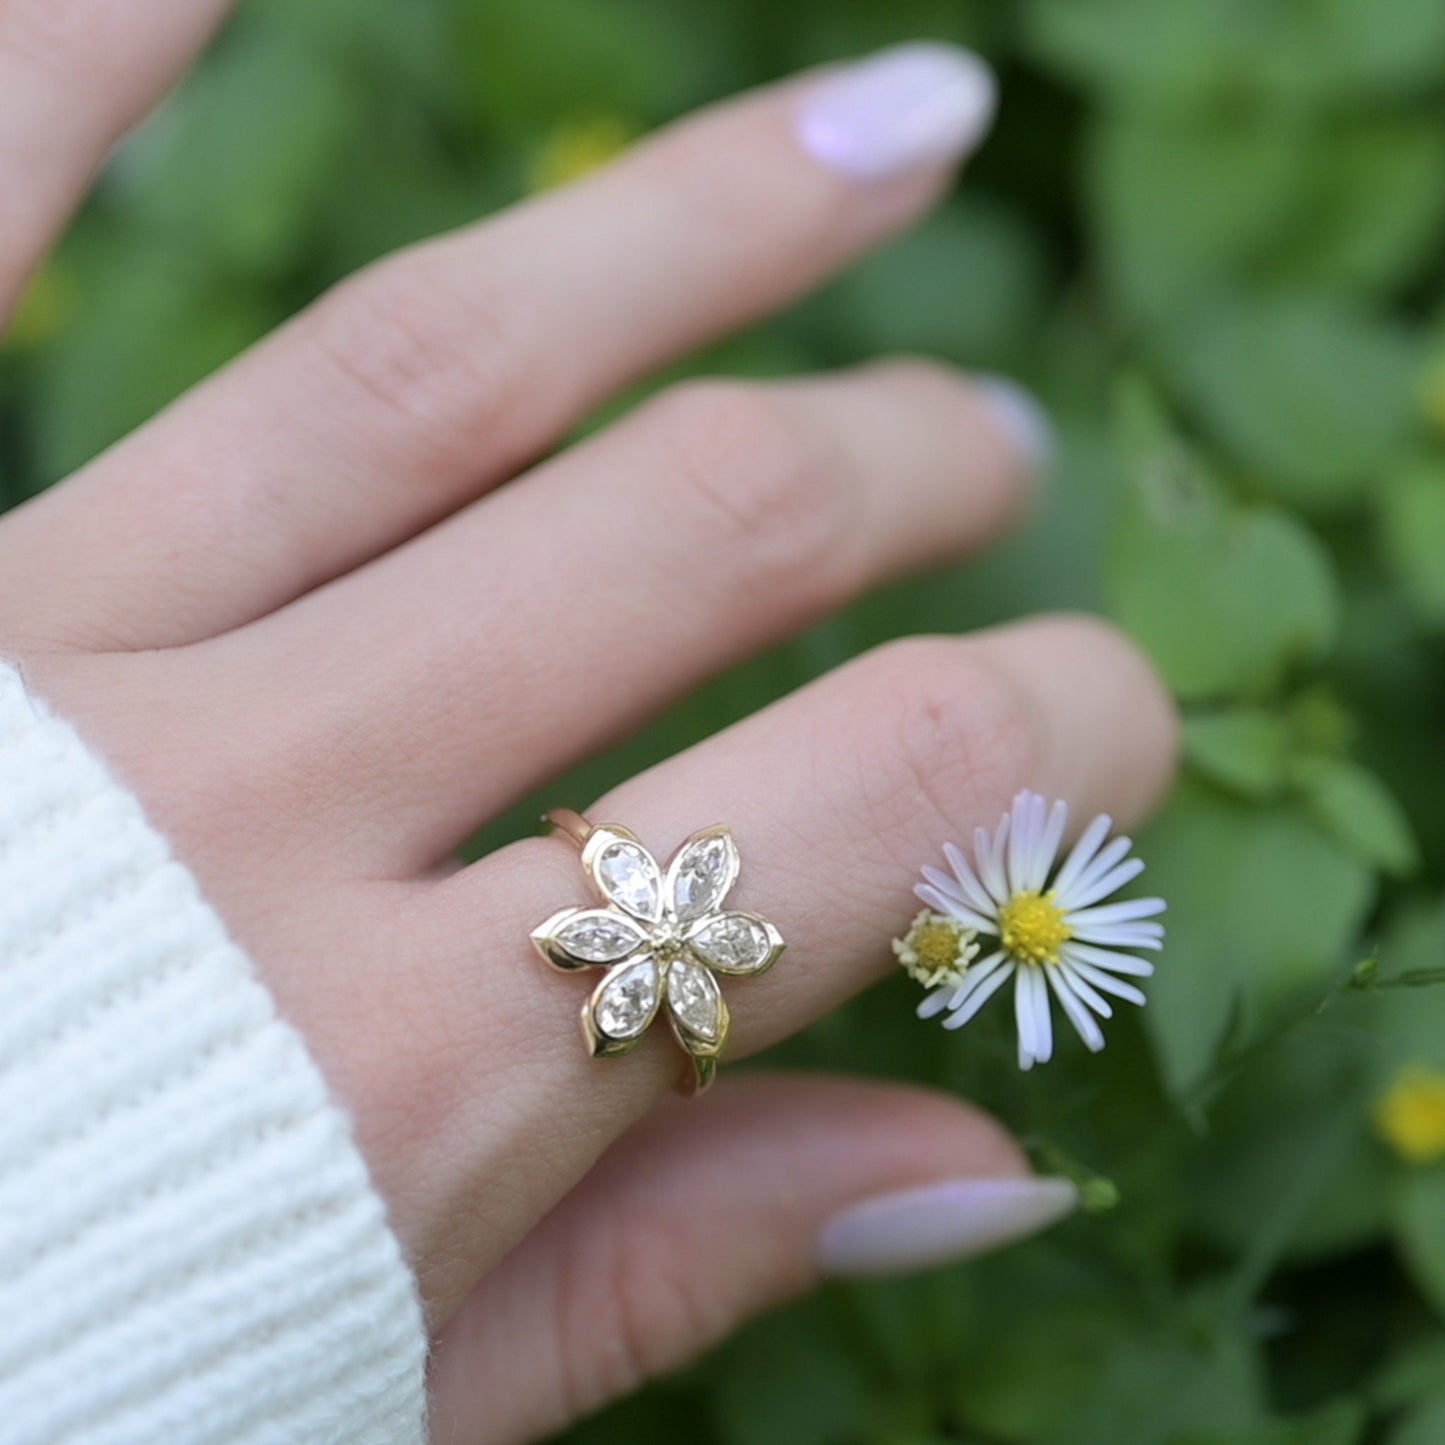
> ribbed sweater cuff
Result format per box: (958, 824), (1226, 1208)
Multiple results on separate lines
(0, 663), (428, 1445)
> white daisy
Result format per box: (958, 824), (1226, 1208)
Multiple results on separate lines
(913, 790), (1165, 1070)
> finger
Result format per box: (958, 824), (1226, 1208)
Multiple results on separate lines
(0, 0), (235, 318)
(234, 361), (1045, 870)
(0, 45), (998, 649)
(426, 1073), (1059, 1445)
(291, 616), (1174, 1325)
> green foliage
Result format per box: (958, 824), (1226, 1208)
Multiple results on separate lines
(5, 1), (1445, 1442)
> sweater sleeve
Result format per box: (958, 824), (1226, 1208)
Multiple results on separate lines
(0, 662), (429, 1445)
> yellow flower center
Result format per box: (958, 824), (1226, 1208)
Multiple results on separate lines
(913, 919), (965, 973)
(1000, 891), (1072, 966)
(1374, 1065), (1445, 1165)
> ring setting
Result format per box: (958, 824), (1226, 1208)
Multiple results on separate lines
(532, 809), (786, 1092)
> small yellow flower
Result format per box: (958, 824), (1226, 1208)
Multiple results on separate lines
(893, 909), (979, 990)
(1374, 1065), (1445, 1165)
(528, 115), (635, 193)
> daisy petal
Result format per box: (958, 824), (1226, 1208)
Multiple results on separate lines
(1062, 856), (1146, 912)
(1050, 813), (1113, 901)
(976, 815), (1011, 905)
(921, 865), (967, 904)
(1029, 799), (1069, 893)
(1066, 897), (1167, 927)
(914, 884), (992, 932)
(1055, 836), (1131, 909)
(1067, 959), (1148, 1007)
(1026, 965), (1054, 1064)
(1056, 962), (1113, 1018)
(942, 961), (1014, 1029)
(1047, 966), (1106, 1052)
(1063, 941), (1156, 978)
(1014, 966), (1037, 1069)
(918, 982), (963, 1020)
(1006, 792), (1045, 895)
(1073, 923), (1164, 949)
(944, 949), (1007, 1006)
(943, 841), (997, 916)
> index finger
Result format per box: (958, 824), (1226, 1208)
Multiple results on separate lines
(0, 45), (997, 650)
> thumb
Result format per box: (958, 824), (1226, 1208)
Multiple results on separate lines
(426, 1071), (1077, 1444)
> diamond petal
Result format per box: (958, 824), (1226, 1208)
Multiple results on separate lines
(536, 907), (647, 967)
(585, 956), (661, 1054)
(666, 955), (728, 1048)
(583, 827), (663, 922)
(685, 911), (784, 977)
(666, 825), (740, 923)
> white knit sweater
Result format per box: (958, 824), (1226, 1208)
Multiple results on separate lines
(0, 663), (429, 1444)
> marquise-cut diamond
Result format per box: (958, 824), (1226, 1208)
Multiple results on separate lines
(597, 841), (661, 919)
(557, 912), (643, 963)
(671, 833), (736, 921)
(594, 958), (660, 1039)
(689, 913), (771, 974)
(667, 958), (722, 1041)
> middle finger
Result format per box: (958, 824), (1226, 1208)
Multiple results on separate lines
(216, 359), (1044, 871)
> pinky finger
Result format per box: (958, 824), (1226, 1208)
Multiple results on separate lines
(426, 1073), (1073, 1445)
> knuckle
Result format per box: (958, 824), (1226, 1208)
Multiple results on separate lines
(307, 250), (522, 461)
(848, 637), (1044, 850)
(650, 380), (856, 592)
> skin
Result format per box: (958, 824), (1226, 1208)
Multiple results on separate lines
(0, 4), (1178, 1441)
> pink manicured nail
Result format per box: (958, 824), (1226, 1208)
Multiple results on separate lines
(796, 44), (998, 182)
(816, 1176), (1078, 1278)
(974, 374), (1056, 475)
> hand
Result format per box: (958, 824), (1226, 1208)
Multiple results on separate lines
(0, 10), (1176, 1441)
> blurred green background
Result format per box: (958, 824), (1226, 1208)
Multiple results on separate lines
(6, 1), (1445, 1442)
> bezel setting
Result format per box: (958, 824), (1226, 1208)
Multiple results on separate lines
(532, 821), (786, 1091)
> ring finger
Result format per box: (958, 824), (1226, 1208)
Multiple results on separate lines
(287, 614), (1176, 1324)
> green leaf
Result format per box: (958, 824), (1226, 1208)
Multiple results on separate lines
(831, 199), (1048, 365)
(457, 0), (707, 130)
(1290, 120), (1445, 296)
(1381, 462), (1445, 627)
(1395, 1167), (1445, 1323)
(30, 250), (273, 478)
(709, 1298), (879, 1445)
(1088, 101), (1307, 322)
(1189, 1030), (1387, 1266)
(1185, 710), (1290, 799)
(1186, 1399), (1367, 1445)
(1026, 0), (1242, 101)
(1108, 391), (1341, 700)
(1053, 1312), (1267, 1445)
(1142, 782), (1376, 1095)
(1163, 293), (1419, 513)
(122, 24), (360, 273)
(1029, 0), (1445, 101)
(1293, 756), (1419, 875)
(1373, 1334), (1445, 1411)
(1391, 1399), (1445, 1445)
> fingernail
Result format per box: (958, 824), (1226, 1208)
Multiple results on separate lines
(816, 1176), (1078, 1278)
(796, 43), (998, 182)
(974, 373), (1056, 475)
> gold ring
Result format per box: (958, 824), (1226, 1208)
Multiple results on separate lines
(531, 809), (786, 1094)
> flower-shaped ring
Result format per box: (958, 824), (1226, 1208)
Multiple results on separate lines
(532, 810), (786, 1093)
